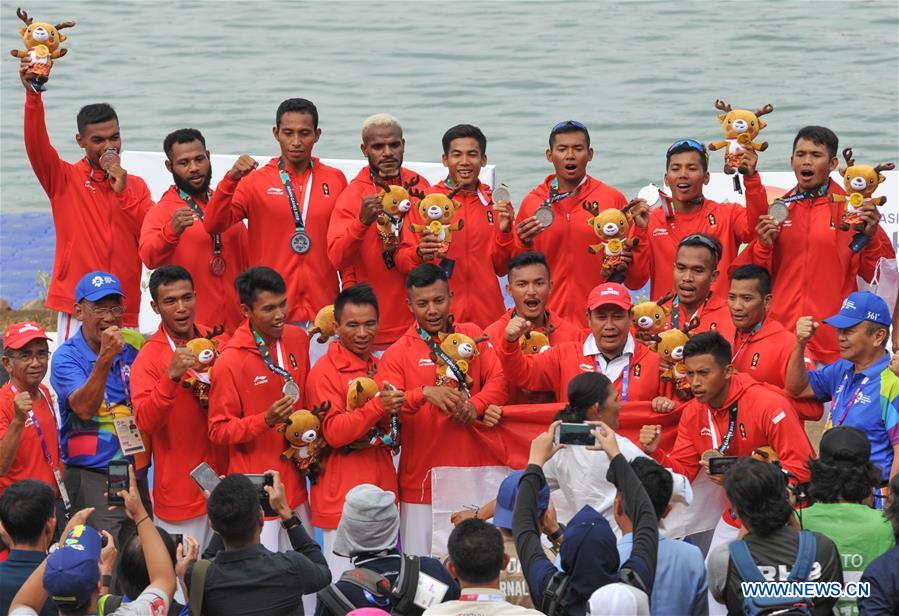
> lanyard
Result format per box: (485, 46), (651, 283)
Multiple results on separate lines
(731, 321), (763, 362)
(251, 326), (293, 382)
(543, 176), (586, 208)
(177, 188), (221, 256)
(10, 384), (71, 514)
(104, 357), (132, 412)
(670, 296), (708, 330)
(444, 177), (489, 206)
(278, 159), (314, 234)
(594, 354), (630, 401)
(829, 373), (869, 428)
(415, 324), (470, 393)
(779, 184), (828, 205)
(459, 594), (505, 602)
(707, 402), (739, 453)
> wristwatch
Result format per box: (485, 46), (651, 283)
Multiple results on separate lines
(280, 514), (301, 530)
(547, 524), (565, 543)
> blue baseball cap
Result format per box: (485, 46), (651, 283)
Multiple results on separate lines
(822, 291), (891, 329)
(75, 271), (125, 303)
(43, 524), (102, 610)
(493, 470), (550, 531)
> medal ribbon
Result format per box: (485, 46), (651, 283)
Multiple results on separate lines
(444, 177), (490, 207)
(415, 324), (470, 394)
(278, 159), (314, 235)
(828, 373), (868, 428)
(543, 176), (587, 209)
(779, 184), (829, 205)
(251, 326), (293, 383)
(670, 295), (709, 330)
(177, 188), (221, 256)
(707, 401), (739, 454)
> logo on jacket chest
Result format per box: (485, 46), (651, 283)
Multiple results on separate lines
(267, 187), (285, 196)
(418, 358), (435, 367)
(253, 375), (269, 386)
(750, 353), (760, 368)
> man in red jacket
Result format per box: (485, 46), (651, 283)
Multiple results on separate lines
(667, 234), (735, 342)
(513, 121), (631, 324)
(328, 113), (432, 348)
(498, 282), (679, 450)
(485, 251), (582, 404)
(19, 61), (152, 338)
(739, 126), (895, 364)
(628, 140), (754, 301)
(395, 124), (515, 327)
(307, 283), (404, 576)
(639, 332), (814, 551)
(131, 266), (228, 550)
(379, 264), (506, 556)
(207, 267), (311, 553)
(203, 99), (348, 356)
(139, 129), (248, 332)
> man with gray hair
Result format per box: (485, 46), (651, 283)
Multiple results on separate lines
(327, 114), (431, 350)
(315, 484), (459, 615)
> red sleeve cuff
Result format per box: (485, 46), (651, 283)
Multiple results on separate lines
(349, 217), (371, 241)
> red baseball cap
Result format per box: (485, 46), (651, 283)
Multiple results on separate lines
(586, 283), (632, 311)
(2, 322), (51, 350)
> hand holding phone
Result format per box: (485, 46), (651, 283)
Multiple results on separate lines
(553, 422), (596, 446)
(190, 462), (222, 494)
(244, 473), (277, 517)
(107, 460), (130, 506)
(708, 456), (739, 476)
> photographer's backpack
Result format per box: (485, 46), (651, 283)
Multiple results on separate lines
(317, 554), (424, 616)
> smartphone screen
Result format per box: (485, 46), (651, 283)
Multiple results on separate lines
(107, 461), (130, 505)
(555, 422), (596, 446)
(708, 456), (739, 475)
(190, 462), (221, 493)
(170, 533), (183, 547)
(244, 474), (277, 516)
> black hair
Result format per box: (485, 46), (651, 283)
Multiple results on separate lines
(235, 267), (287, 307)
(119, 527), (178, 601)
(442, 124), (487, 156)
(629, 458), (673, 520)
(447, 518), (505, 584)
(0, 480), (55, 544)
(163, 128), (206, 159)
(549, 121), (590, 148)
(666, 142), (709, 172)
(793, 126), (839, 159)
(725, 458), (793, 537)
(730, 264), (772, 297)
(334, 283), (379, 322)
(886, 474), (899, 542)
(677, 233), (721, 269)
(207, 474), (261, 544)
(149, 265), (194, 302)
(507, 251), (551, 280)
(276, 98), (319, 129)
(76, 103), (118, 133)
(554, 372), (614, 423)
(405, 263), (448, 292)
(808, 456), (883, 504)
(683, 331), (732, 367)
(864, 322), (890, 349)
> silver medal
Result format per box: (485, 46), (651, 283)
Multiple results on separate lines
(768, 199), (789, 223)
(290, 231), (312, 254)
(534, 206), (555, 228)
(492, 184), (511, 204)
(637, 183), (663, 210)
(282, 380), (300, 402)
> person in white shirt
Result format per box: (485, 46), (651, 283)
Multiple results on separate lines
(424, 518), (543, 616)
(543, 372), (692, 534)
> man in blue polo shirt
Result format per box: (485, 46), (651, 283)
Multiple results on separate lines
(50, 271), (151, 546)
(785, 291), (899, 490)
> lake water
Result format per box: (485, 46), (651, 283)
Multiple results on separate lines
(0, 0), (897, 303)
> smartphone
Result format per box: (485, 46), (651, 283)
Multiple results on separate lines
(170, 533), (183, 547)
(708, 456), (739, 475)
(553, 422), (596, 447)
(107, 460), (130, 505)
(244, 473), (277, 517)
(190, 462), (222, 493)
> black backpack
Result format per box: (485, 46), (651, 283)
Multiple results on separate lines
(539, 570), (572, 616)
(317, 554), (424, 616)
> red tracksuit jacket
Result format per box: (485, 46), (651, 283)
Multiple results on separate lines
(208, 322), (311, 509)
(629, 197), (753, 301)
(139, 186), (248, 332)
(306, 341), (398, 529)
(24, 90), (152, 325)
(203, 157), (349, 323)
(665, 294), (736, 343)
(395, 180), (516, 327)
(514, 175), (630, 324)
(378, 322), (507, 504)
(131, 324), (229, 522)
(327, 167), (431, 344)
(484, 309), (583, 404)
(651, 372), (814, 482)
(742, 173), (895, 363)
(495, 333), (681, 451)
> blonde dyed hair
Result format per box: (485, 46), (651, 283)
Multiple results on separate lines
(362, 113), (402, 141)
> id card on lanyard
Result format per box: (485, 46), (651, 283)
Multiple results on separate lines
(108, 358), (146, 456)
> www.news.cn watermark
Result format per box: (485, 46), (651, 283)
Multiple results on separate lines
(741, 581), (870, 599)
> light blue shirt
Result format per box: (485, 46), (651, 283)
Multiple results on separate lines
(618, 532), (708, 616)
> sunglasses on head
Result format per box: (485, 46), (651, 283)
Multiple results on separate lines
(667, 139), (709, 163)
(680, 233), (722, 261)
(552, 120), (588, 132)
